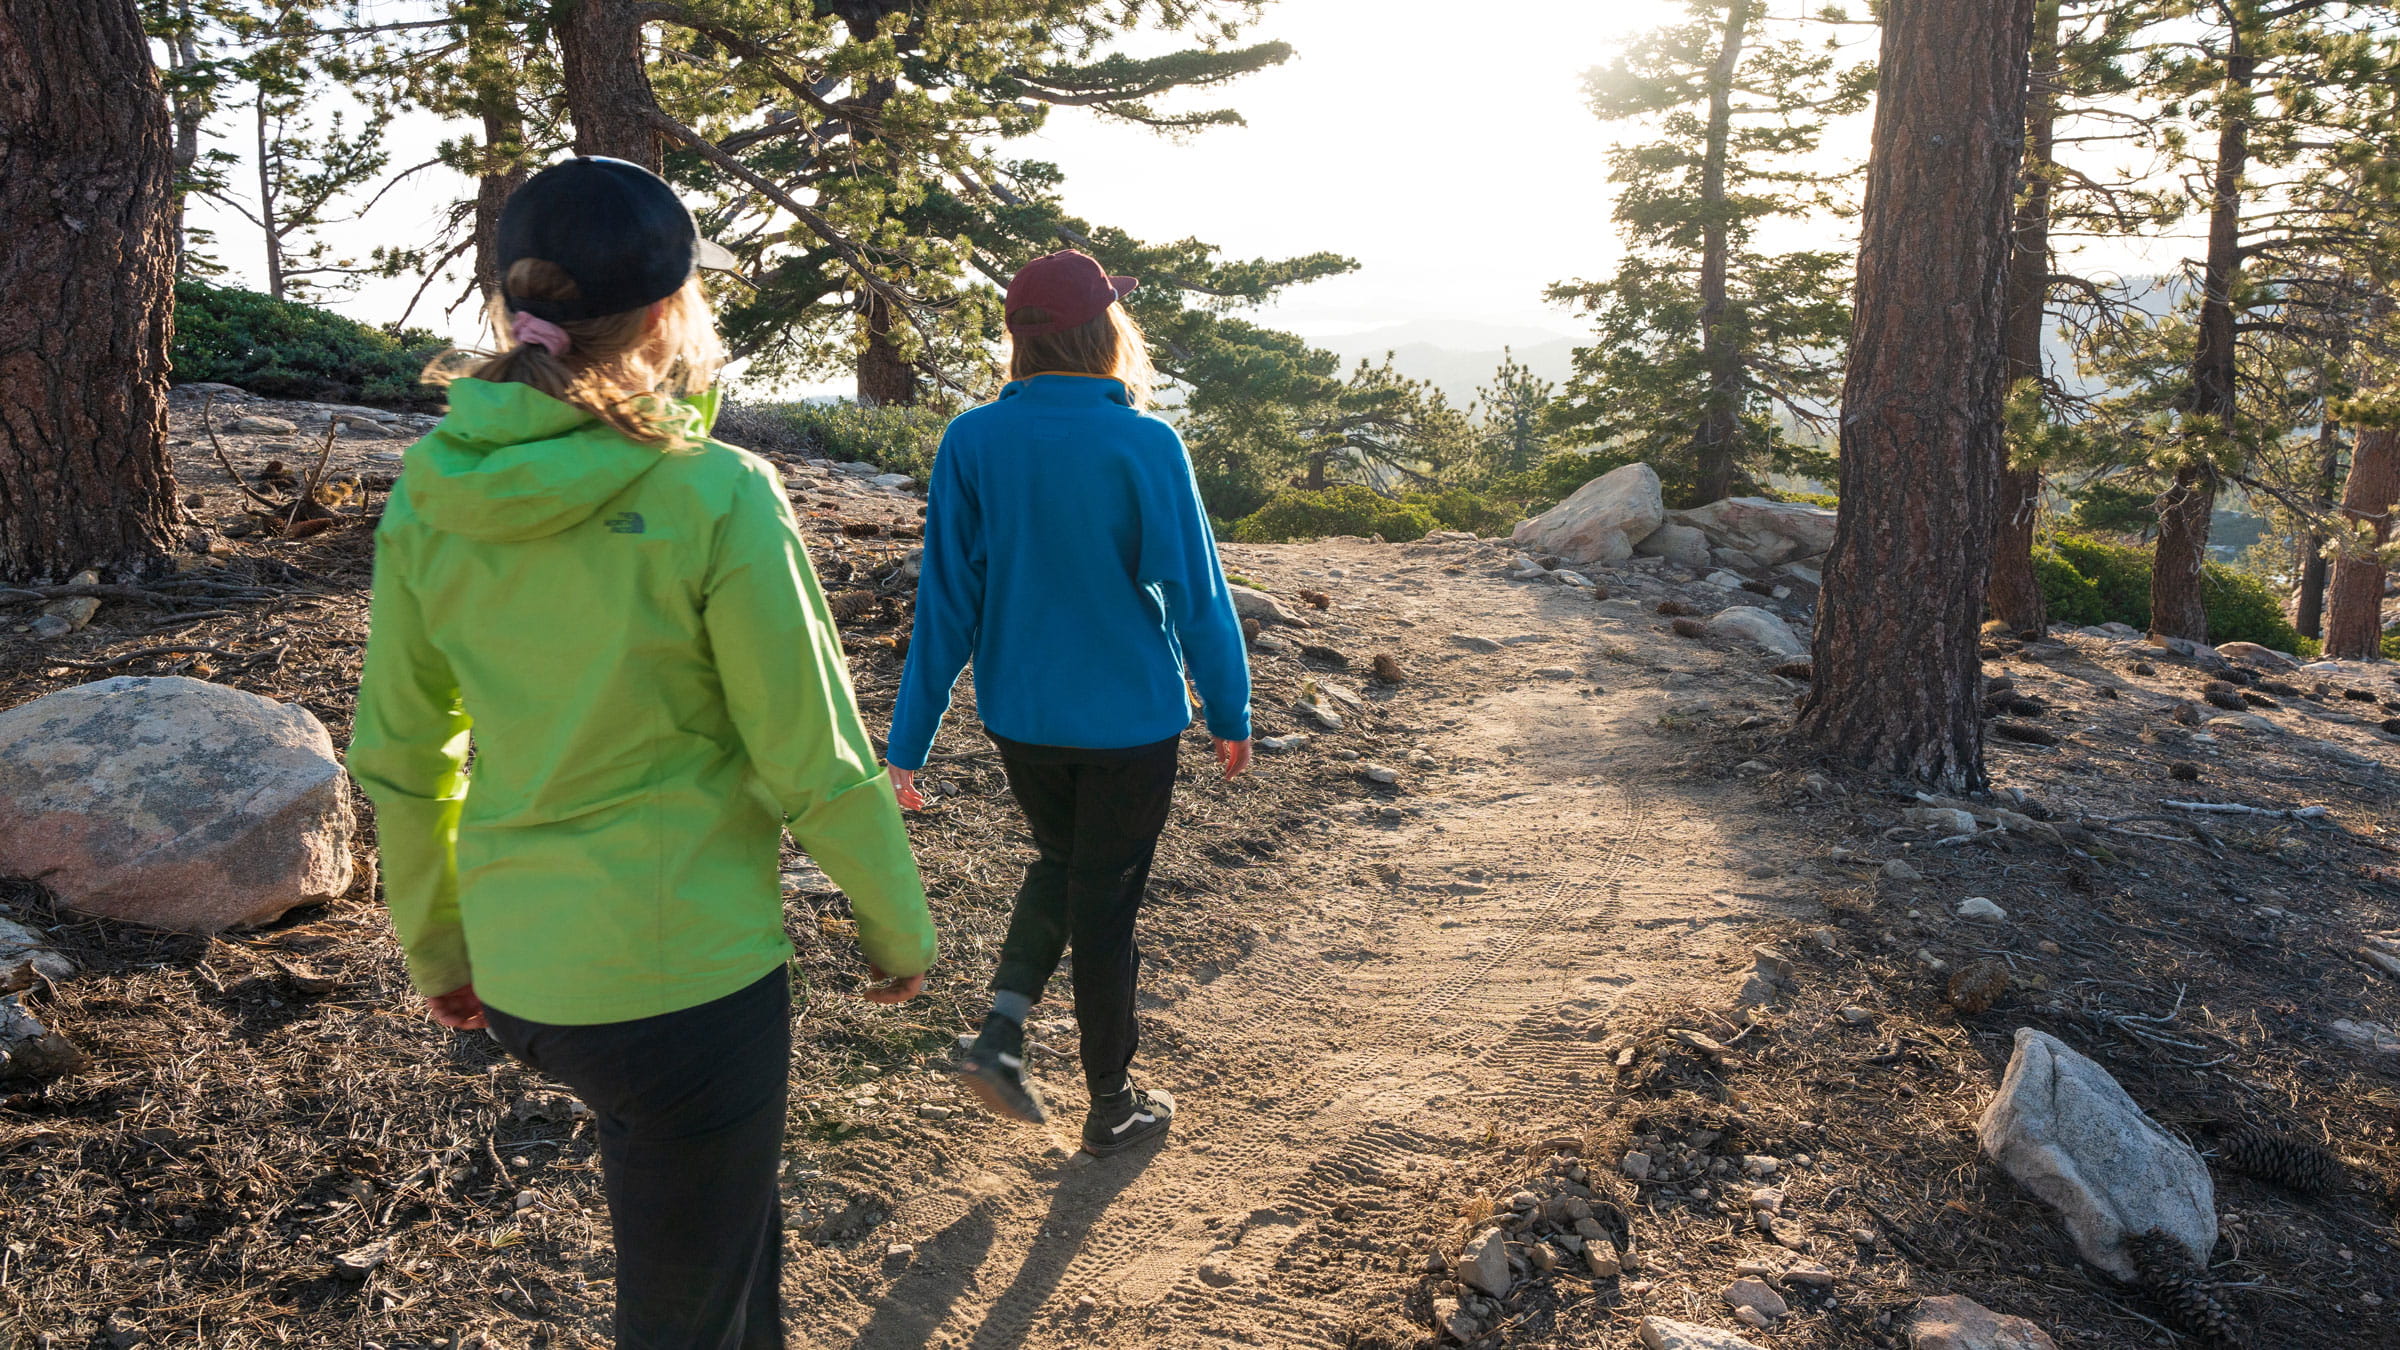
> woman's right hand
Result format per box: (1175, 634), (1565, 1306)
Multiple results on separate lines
(1214, 737), (1253, 781)
(889, 765), (926, 811)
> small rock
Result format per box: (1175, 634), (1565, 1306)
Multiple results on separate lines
(1956, 896), (2008, 923)
(1362, 763), (1400, 785)
(1781, 1264), (1835, 1287)
(1585, 1245), (1621, 1278)
(1908, 1293), (2061, 1350)
(1332, 748), (1360, 762)
(1231, 586), (1309, 629)
(1621, 1150), (1654, 1181)
(1741, 1155), (1779, 1177)
(1448, 633), (1503, 654)
(1638, 1316), (1768, 1350)
(1732, 1307), (1773, 1331)
(1432, 1296), (1477, 1343)
(868, 473), (915, 490)
(1533, 666), (1578, 679)
(916, 1104), (952, 1120)
(1905, 807), (1978, 836)
(886, 1242), (915, 1260)
(2330, 1018), (2400, 1054)
(0, 916), (72, 981)
(1723, 1277), (1789, 1321)
(1508, 1190), (1540, 1210)
(1458, 1227), (1511, 1297)
(1256, 734), (1307, 753)
(1840, 1005), (1873, 1025)
(229, 415), (298, 435)
(1881, 859), (1923, 884)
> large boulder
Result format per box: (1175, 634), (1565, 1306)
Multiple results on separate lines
(1703, 606), (1808, 656)
(1909, 1295), (2059, 1350)
(0, 676), (354, 931)
(1512, 463), (1665, 564)
(1668, 497), (1837, 567)
(1976, 1028), (2215, 1280)
(1634, 521), (1713, 571)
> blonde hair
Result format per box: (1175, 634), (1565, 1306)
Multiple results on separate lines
(1005, 304), (1158, 409)
(425, 258), (726, 449)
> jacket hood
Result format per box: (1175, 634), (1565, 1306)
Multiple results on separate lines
(401, 379), (711, 541)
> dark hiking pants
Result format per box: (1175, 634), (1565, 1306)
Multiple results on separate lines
(484, 968), (790, 1350)
(986, 732), (1181, 1100)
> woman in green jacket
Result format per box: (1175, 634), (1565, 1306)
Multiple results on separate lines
(349, 157), (935, 1350)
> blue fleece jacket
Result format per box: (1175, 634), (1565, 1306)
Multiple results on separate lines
(886, 373), (1252, 770)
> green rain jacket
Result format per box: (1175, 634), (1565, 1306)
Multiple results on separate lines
(349, 378), (935, 1025)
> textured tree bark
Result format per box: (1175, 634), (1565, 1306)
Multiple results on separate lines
(1795, 0), (2035, 792)
(557, 0), (663, 171)
(2153, 50), (2255, 642)
(0, 0), (179, 584)
(2294, 416), (2344, 639)
(469, 9), (528, 310)
(2324, 425), (2397, 661)
(1986, 0), (2059, 635)
(856, 292), (918, 406)
(1690, 0), (1752, 506)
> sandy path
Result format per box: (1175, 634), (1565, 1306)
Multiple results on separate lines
(808, 537), (1809, 1349)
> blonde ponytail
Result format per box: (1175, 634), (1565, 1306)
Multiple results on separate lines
(424, 258), (726, 449)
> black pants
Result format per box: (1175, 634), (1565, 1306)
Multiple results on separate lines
(484, 968), (791, 1350)
(988, 732), (1180, 1100)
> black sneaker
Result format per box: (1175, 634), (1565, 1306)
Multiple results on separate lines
(952, 1017), (1047, 1125)
(1081, 1086), (1174, 1156)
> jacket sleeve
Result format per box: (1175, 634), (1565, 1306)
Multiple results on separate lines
(349, 526), (476, 998)
(1138, 425), (1253, 742)
(886, 427), (982, 772)
(705, 463), (937, 978)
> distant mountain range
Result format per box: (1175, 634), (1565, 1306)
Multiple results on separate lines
(1315, 320), (1579, 411)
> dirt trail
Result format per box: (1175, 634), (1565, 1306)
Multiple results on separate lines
(811, 538), (1814, 1349)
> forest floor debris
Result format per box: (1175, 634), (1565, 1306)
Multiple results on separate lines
(0, 395), (2396, 1347)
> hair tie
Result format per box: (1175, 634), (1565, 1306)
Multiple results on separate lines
(511, 310), (572, 358)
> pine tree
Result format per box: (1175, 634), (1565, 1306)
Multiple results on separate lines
(1796, 0), (2037, 791)
(1989, 0), (2166, 633)
(1474, 349), (1557, 481)
(0, 0), (180, 583)
(1546, 0), (1870, 507)
(2114, 1), (2400, 641)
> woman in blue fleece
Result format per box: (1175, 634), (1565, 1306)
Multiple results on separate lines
(886, 249), (1252, 1154)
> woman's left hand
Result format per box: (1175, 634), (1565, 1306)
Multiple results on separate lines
(426, 983), (488, 1030)
(859, 964), (925, 1004)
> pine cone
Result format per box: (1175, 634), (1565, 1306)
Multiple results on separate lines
(1671, 617), (1708, 639)
(2126, 1228), (2246, 1349)
(1371, 653), (1404, 684)
(1944, 958), (2009, 1014)
(2213, 1127), (2341, 1195)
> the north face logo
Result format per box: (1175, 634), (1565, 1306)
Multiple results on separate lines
(604, 512), (646, 534)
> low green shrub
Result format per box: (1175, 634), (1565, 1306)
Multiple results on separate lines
(714, 400), (947, 481)
(2034, 531), (2303, 651)
(1404, 488), (1518, 538)
(1765, 488), (1839, 510)
(172, 280), (445, 405)
(1231, 486), (1441, 544)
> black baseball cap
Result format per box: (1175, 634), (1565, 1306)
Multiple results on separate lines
(496, 156), (737, 323)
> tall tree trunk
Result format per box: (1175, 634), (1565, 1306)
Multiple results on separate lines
(1795, 0), (2036, 792)
(254, 95), (283, 300)
(2295, 416), (2343, 639)
(166, 17), (204, 279)
(0, 0), (178, 583)
(469, 10), (528, 310)
(856, 292), (917, 406)
(1689, 0), (1752, 506)
(2153, 48), (2255, 642)
(1987, 0), (2060, 635)
(2324, 424), (2397, 661)
(557, 0), (662, 171)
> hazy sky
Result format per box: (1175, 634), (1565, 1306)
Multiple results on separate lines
(181, 0), (2179, 380)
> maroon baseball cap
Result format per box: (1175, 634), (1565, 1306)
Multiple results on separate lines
(1005, 249), (1138, 337)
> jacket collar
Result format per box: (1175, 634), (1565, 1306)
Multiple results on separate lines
(998, 372), (1132, 407)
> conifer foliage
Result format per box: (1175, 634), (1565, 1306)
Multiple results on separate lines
(1546, 0), (1871, 507)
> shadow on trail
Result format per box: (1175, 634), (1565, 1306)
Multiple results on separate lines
(843, 1145), (1158, 1350)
